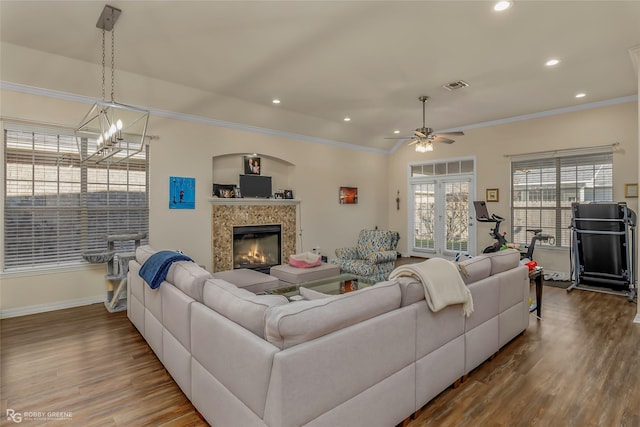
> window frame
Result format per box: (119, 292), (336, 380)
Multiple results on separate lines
(3, 122), (149, 272)
(510, 150), (613, 249)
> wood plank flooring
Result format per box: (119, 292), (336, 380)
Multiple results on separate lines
(1, 286), (639, 426)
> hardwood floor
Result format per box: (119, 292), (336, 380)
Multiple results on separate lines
(1, 287), (639, 426)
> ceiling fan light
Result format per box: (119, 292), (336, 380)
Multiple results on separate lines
(426, 142), (434, 152)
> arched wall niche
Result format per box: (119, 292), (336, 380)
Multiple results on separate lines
(212, 153), (295, 196)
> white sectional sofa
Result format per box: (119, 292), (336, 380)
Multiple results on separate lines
(127, 246), (529, 427)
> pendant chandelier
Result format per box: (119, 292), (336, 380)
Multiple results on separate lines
(75, 5), (149, 163)
(414, 140), (434, 153)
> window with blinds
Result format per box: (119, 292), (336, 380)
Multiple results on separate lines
(4, 126), (149, 271)
(511, 152), (613, 248)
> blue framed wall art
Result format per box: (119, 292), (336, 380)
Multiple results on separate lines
(169, 176), (196, 209)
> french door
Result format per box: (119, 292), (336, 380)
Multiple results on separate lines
(411, 175), (475, 258)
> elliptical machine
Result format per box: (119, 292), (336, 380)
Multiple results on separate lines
(473, 201), (554, 259)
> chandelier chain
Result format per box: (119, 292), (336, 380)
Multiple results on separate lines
(101, 28), (106, 101)
(111, 13), (115, 102)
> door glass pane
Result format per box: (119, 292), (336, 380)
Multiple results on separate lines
(413, 183), (435, 250)
(444, 181), (469, 253)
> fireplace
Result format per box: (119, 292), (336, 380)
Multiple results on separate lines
(233, 225), (282, 273)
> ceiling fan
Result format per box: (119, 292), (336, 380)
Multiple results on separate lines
(387, 95), (464, 152)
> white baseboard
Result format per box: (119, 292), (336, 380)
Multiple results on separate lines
(634, 313), (640, 324)
(0, 295), (106, 319)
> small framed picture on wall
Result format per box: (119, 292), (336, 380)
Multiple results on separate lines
(486, 188), (499, 202)
(625, 183), (638, 198)
(339, 187), (358, 204)
(243, 156), (261, 175)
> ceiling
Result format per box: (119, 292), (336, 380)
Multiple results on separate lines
(1, 1), (639, 153)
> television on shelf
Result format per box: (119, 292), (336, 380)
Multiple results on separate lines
(239, 174), (272, 198)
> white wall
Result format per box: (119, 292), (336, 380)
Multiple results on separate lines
(146, 113), (389, 271)
(388, 102), (639, 274)
(0, 88), (388, 313)
(1, 42), (638, 316)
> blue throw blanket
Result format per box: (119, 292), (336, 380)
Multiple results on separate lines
(139, 250), (194, 289)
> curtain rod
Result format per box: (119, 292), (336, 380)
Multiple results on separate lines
(504, 142), (619, 159)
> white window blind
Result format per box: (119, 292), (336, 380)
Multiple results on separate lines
(511, 152), (613, 248)
(4, 127), (149, 271)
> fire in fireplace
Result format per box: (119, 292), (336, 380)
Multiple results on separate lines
(233, 225), (282, 273)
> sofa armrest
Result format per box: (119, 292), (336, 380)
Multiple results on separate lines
(335, 246), (358, 259)
(367, 250), (398, 264)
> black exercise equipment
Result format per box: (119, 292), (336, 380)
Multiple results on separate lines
(474, 201), (507, 253)
(568, 202), (637, 302)
(473, 201), (553, 259)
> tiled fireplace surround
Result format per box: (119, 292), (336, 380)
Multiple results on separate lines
(210, 199), (299, 272)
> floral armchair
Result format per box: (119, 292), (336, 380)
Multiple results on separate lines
(331, 229), (400, 282)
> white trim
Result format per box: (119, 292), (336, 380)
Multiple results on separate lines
(407, 156), (476, 257)
(0, 295), (106, 319)
(0, 80), (387, 155)
(390, 96), (637, 154)
(634, 314), (640, 324)
(1, 263), (103, 279)
(209, 198), (301, 206)
(2, 80), (636, 157)
(436, 96), (638, 134)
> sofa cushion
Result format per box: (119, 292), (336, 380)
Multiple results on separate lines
(212, 268), (280, 293)
(203, 279), (288, 338)
(166, 261), (212, 302)
(458, 256), (492, 284)
(265, 280), (401, 349)
(485, 249), (520, 275)
(397, 277), (425, 307)
(135, 245), (156, 265)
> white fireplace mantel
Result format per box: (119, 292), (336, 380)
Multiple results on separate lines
(209, 198), (301, 206)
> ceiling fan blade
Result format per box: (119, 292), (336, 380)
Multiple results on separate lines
(384, 136), (413, 139)
(414, 130), (426, 138)
(407, 139), (420, 146)
(436, 131), (464, 136)
(434, 137), (455, 144)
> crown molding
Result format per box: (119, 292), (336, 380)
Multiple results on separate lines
(0, 81), (388, 155)
(2, 80), (636, 158)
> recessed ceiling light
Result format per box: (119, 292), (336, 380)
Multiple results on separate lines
(272, 99), (281, 104)
(545, 59), (560, 67)
(394, 130), (400, 134)
(575, 93), (586, 98)
(344, 117), (351, 122)
(494, 1), (512, 12)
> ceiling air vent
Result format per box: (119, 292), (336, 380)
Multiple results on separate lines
(443, 80), (469, 91)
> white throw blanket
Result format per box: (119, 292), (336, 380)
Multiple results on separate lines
(389, 258), (474, 317)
